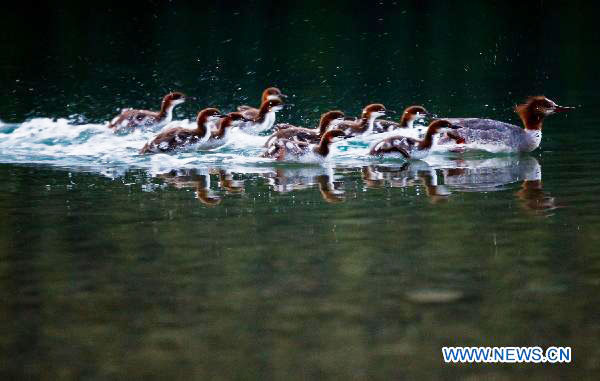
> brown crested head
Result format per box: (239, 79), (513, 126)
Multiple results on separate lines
(161, 92), (186, 113)
(262, 87), (287, 101)
(217, 111), (247, 129)
(260, 97), (285, 112)
(163, 91), (186, 104)
(515, 96), (574, 130)
(196, 107), (222, 126)
(226, 111), (246, 122)
(426, 119), (460, 135)
(322, 129), (346, 142)
(319, 110), (345, 128)
(516, 96), (574, 117)
(400, 105), (429, 125)
(361, 103), (386, 119)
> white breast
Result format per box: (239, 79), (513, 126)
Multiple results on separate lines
(523, 130), (542, 152)
(159, 108), (174, 126)
(243, 112), (277, 134)
(261, 112), (276, 132)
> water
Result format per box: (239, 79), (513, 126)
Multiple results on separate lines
(2, 1), (600, 379)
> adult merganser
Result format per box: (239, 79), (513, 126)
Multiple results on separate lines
(139, 108), (222, 154)
(369, 120), (460, 159)
(261, 129), (346, 161)
(438, 96), (574, 152)
(375, 105), (430, 132)
(264, 110), (346, 147)
(332, 104), (387, 137)
(238, 98), (285, 134)
(237, 87), (287, 113)
(108, 92), (186, 131)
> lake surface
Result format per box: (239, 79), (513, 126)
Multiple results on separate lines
(1, 1), (600, 379)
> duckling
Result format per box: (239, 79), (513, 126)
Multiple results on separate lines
(139, 107), (222, 154)
(237, 87), (287, 112)
(333, 104), (387, 137)
(109, 92), (186, 132)
(375, 105), (430, 132)
(265, 110), (345, 147)
(369, 120), (460, 160)
(262, 129), (346, 161)
(238, 98), (285, 134)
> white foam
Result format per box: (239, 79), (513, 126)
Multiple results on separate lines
(0, 116), (527, 177)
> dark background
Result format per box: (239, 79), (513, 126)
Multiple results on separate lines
(1, 1), (595, 125)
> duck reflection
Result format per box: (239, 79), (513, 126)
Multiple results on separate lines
(516, 179), (558, 214)
(152, 156), (556, 211)
(361, 156), (557, 212)
(218, 170), (245, 194)
(362, 162), (451, 203)
(262, 166), (345, 203)
(436, 155), (557, 213)
(316, 175), (345, 203)
(156, 166), (347, 205)
(157, 168), (246, 207)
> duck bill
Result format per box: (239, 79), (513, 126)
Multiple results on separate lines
(554, 105), (575, 113)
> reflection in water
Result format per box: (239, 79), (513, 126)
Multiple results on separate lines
(435, 155), (557, 213)
(316, 175), (345, 203)
(159, 169), (248, 206)
(262, 167), (345, 203)
(0, 156), (590, 380)
(362, 162), (451, 203)
(158, 166), (347, 205)
(516, 180), (558, 214)
(218, 170), (245, 194)
(158, 169), (223, 207)
(152, 155), (557, 211)
(262, 167), (325, 193)
(436, 156), (541, 191)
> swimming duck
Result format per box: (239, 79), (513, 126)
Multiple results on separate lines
(109, 92), (186, 132)
(261, 129), (346, 161)
(237, 87), (287, 113)
(438, 96), (574, 152)
(238, 98), (285, 134)
(139, 108), (222, 154)
(201, 112), (249, 150)
(375, 105), (430, 132)
(369, 120), (460, 160)
(265, 110), (346, 147)
(333, 104), (387, 137)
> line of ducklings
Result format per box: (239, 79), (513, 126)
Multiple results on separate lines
(107, 86), (573, 160)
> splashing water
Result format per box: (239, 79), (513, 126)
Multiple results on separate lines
(0, 116), (521, 178)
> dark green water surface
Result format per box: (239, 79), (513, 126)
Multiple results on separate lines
(1, 1), (600, 379)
